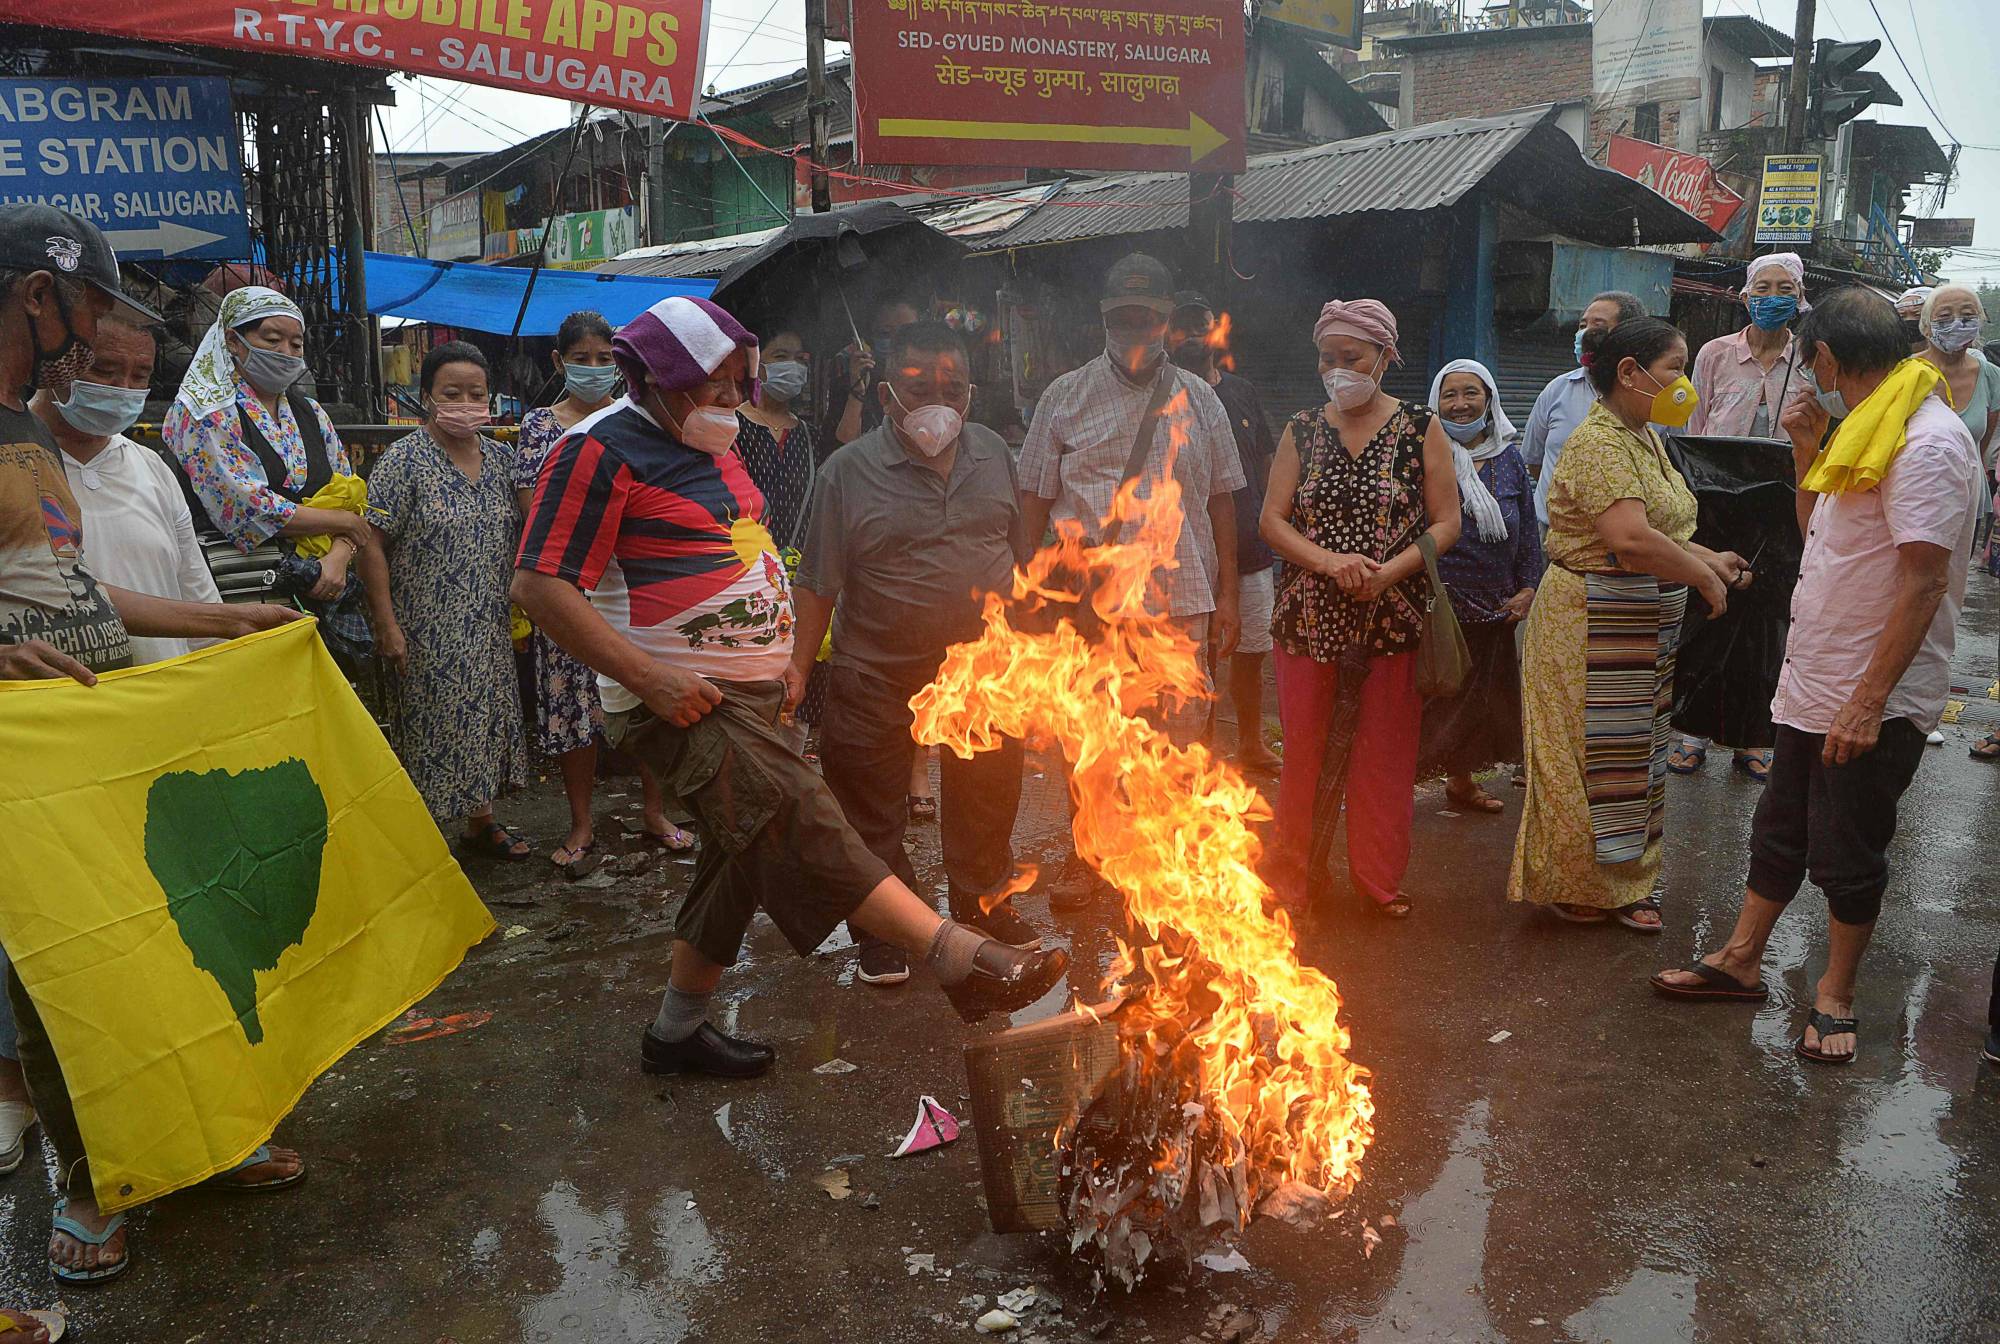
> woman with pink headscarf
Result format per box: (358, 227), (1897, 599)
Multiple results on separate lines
(1259, 299), (1460, 918)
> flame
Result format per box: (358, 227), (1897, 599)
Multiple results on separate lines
(911, 393), (1373, 1218)
(1207, 312), (1236, 373)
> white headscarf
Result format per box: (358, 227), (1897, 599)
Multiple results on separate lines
(1895, 285), (1935, 318)
(1427, 358), (1517, 542)
(1743, 252), (1811, 310)
(175, 285), (305, 420)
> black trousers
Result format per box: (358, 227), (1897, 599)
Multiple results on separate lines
(819, 661), (1023, 918)
(1989, 947), (1999, 1033)
(1746, 719), (1927, 926)
(608, 680), (891, 968)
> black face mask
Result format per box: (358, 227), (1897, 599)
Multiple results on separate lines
(1170, 336), (1213, 371)
(1901, 317), (1924, 345)
(29, 285), (91, 391)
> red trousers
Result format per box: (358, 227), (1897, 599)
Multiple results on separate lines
(1272, 648), (1420, 906)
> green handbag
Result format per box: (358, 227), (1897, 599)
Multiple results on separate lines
(1413, 533), (1470, 699)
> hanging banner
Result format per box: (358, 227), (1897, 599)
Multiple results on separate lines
(851, 0), (1247, 174)
(1593, 0), (1701, 110)
(426, 191), (483, 262)
(1754, 154), (1821, 245)
(1265, 0), (1361, 50)
(0, 0), (713, 121)
(0, 77), (250, 259)
(1606, 135), (1746, 237)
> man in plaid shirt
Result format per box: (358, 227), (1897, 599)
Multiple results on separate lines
(1017, 253), (1245, 906)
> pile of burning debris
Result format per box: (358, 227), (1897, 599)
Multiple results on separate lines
(919, 423), (1374, 1292)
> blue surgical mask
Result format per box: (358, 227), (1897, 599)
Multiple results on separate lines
(1574, 327), (1587, 364)
(1441, 413), (1490, 444)
(56, 379), (149, 438)
(563, 362), (621, 403)
(1747, 294), (1798, 330)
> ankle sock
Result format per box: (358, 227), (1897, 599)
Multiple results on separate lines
(925, 920), (988, 987)
(652, 984), (711, 1042)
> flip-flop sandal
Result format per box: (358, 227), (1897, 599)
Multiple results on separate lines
(1971, 732), (2000, 761)
(1650, 961), (1769, 1001)
(1615, 897), (1664, 934)
(554, 844), (605, 879)
(204, 1144), (308, 1194)
(1732, 752), (1772, 783)
(1364, 893), (1413, 919)
(1445, 785), (1506, 814)
(0, 1306), (66, 1341)
(47, 1198), (127, 1285)
(1796, 1009), (1860, 1065)
(1550, 903), (1610, 924)
(908, 795), (937, 822)
(459, 821), (532, 861)
(642, 825), (696, 852)
(1666, 743), (1707, 775)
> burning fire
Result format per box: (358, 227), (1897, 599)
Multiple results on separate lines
(1206, 311), (1236, 372)
(911, 395), (1373, 1266)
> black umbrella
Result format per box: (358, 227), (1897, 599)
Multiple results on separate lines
(708, 201), (968, 336)
(1665, 433), (1805, 749)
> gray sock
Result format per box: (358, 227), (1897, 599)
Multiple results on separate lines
(653, 984), (712, 1041)
(925, 920), (989, 987)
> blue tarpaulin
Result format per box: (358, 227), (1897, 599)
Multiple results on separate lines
(358, 251), (714, 334)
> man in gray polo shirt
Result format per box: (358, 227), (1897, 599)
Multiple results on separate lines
(792, 321), (1035, 986)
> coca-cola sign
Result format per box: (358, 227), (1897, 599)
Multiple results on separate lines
(1607, 135), (1746, 236)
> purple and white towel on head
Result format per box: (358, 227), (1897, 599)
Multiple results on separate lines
(613, 295), (761, 396)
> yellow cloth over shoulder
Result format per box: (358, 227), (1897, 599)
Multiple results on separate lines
(1800, 358), (1954, 495)
(291, 475), (375, 558)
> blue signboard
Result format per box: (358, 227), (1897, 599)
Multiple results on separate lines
(0, 77), (250, 260)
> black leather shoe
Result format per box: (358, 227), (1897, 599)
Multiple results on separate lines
(943, 944), (1070, 1024)
(949, 888), (1043, 950)
(641, 1023), (775, 1078)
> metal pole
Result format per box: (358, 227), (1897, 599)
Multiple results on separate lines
(805, 0), (833, 213)
(1783, 0), (1815, 154)
(340, 90), (378, 421)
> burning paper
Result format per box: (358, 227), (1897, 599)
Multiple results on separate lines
(913, 398), (1374, 1287)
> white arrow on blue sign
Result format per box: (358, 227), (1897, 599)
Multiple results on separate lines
(0, 77), (251, 261)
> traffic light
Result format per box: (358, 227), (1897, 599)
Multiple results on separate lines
(1808, 38), (1901, 141)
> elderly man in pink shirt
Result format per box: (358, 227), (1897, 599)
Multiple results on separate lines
(1671, 253), (1811, 781)
(1651, 287), (1981, 1066)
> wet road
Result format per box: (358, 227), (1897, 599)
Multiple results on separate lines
(4, 586), (1999, 1342)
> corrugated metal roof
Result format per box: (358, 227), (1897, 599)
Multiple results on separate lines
(935, 105), (1715, 253)
(598, 224), (785, 279)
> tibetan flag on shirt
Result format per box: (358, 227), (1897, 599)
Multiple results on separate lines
(0, 619), (493, 1212)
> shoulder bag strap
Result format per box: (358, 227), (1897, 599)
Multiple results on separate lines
(1099, 368), (1178, 547)
(236, 401), (307, 505)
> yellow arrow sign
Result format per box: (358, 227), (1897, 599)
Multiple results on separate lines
(876, 112), (1232, 166)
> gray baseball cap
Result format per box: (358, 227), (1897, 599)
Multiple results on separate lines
(1100, 252), (1176, 315)
(0, 203), (162, 324)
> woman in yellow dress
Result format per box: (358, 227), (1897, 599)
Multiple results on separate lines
(1509, 317), (1751, 931)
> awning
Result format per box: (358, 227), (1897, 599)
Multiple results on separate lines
(356, 252), (714, 334)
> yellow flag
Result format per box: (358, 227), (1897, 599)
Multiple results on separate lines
(0, 620), (493, 1212)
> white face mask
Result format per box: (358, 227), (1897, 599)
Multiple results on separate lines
(890, 386), (969, 457)
(1930, 316), (1982, 354)
(1322, 354), (1383, 411)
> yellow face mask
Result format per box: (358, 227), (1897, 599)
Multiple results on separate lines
(1638, 369), (1700, 428)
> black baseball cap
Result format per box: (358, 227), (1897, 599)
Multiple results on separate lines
(0, 204), (161, 324)
(1101, 252), (1175, 315)
(1171, 290), (1214, 318)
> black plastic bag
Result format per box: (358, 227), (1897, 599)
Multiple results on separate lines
(1665, 434), (1803, 749)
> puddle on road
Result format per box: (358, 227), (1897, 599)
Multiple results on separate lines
(1351, 1099), (1498, 1342)
(518, 1181), (722, 1343)
(1563, 1265), (1699, 1343)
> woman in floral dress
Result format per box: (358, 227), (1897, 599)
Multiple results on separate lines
(363, 341), (530, 854)
(1260, 300), (1460, 918)
(517, 311), (693, 869)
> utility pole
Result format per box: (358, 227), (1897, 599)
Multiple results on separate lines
(1783, 0), (1815, 153)
(804, 0), (833, 214)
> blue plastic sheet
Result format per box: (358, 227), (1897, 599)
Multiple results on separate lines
(356, 251), (714, 335)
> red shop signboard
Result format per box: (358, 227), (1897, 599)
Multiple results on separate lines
(1607, 135), (1747, 237)
(851, 0), (1247, 175)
